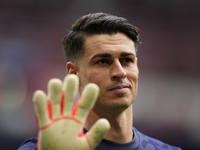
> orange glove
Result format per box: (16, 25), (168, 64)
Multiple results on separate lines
(33, 74), (110, 150)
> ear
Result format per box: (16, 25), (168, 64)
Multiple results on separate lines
(135, 57), (138, 65)
(136, 57), (139, 74)
(66, 62), (78, 75)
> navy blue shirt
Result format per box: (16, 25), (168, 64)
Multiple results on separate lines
(18, 127), (181, 150)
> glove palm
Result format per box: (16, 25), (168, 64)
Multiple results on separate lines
(33, 75), (110, 150)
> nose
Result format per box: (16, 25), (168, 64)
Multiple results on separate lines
(110, 60), (127, 81)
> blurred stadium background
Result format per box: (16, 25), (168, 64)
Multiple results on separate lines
(0, 0), (200, 149)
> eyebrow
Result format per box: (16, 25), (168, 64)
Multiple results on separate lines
(91, 53), (111, 60)
(91, 52), (136, 60)
(120, 52), (136, 57)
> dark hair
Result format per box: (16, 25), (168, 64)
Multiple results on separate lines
(62, 12), (140, 64)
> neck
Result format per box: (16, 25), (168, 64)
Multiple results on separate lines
(85, 105), (133, 143)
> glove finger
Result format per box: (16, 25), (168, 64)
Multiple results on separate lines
(33, 90), (50, 128)
(86, 118), (110, 149)
(62, 74), (79, 117)
(74, 83), (99, 123)
(48, 78), (62, 119)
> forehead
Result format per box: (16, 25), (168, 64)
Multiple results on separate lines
(84, 33), (136, 56)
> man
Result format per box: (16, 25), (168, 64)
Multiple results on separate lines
(18, 13), (182, 150)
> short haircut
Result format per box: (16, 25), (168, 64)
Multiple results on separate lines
(62, 12), (140, 65)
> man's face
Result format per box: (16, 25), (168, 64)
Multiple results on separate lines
(76, 33), (139, 113)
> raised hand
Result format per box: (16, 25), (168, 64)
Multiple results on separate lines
(33, 74), (110, 150)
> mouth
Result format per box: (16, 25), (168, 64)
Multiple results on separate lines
(108, 85), (130, 91)
(108, 85), (130, 95)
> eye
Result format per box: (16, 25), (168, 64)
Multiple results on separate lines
(121, 58), (134, 63)
(96, 59), (110, 65)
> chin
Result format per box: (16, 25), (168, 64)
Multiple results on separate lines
(107, 97), (133, 109)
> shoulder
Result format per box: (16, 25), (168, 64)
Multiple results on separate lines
(17, 137), (38, 150)
(133, 127), (182, 150)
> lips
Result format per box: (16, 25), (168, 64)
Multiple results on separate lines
(107, 85), (130, 96)
(108, 85), (130, 91)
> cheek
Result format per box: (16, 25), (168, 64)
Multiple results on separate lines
(127, 68), (139, 92)
(128, 66), (139, 80)
(79, 69), (107, 88)
(77, 70), (89, 93)
(87, 71), (109, 96)
(88, 71), (107, 85)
